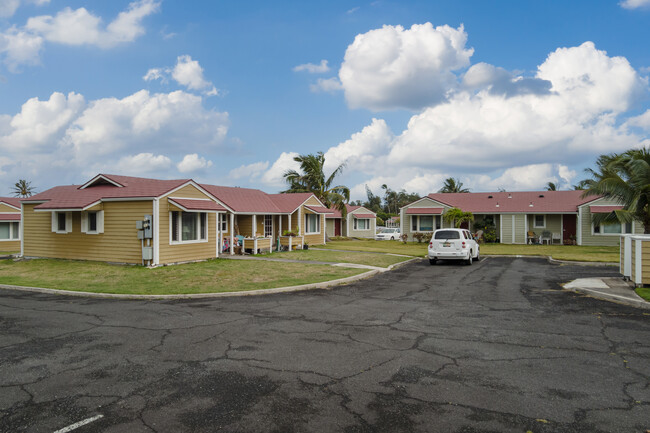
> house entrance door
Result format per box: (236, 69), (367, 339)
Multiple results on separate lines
(334, 219), (341, 236)
(562, 214), (577, 243)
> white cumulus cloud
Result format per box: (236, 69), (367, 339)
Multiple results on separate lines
(0, 0), (49, 18)
(229, 161), (270, 181)
(620, 0), (650, 9)
(293, 60), (330, 73)
(260, 152), (300, 187)
(338, 22), (473, 111)
(177, 153), (213, 173)
(110, 152), (173, 176)
(144, 55), (218, 96)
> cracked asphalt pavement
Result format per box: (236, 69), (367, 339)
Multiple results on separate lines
(1, 257), (649, 433)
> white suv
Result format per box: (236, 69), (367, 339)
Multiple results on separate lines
(428, 228), (480, 265)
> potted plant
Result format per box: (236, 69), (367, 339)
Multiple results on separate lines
(303, 242), (309, 250)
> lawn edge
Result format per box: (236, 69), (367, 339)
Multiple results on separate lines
(484, 254), (618, 266)
(0, 269), (382, 299)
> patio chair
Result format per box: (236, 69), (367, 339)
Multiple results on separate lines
(540, 230), (552, 245)
(552, 232), (561, 244)
(527, 231), (538, 244)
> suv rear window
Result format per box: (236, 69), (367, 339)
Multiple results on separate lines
(434, 230), (461, 240)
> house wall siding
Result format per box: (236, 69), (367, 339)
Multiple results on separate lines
(158, 185), (217, 265)
(0, 203), (19, 213)
(0, 203), (20, 251)
(642, 242), (650, 285)
(23, 201), (152, 263)
(347, 207), (376, 238)
(401, 198), (449, 241)
(579, 198), (643, 246)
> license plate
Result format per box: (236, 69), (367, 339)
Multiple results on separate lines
(443, 242), (450, 247)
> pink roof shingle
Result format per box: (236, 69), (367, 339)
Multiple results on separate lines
(168, 198), (227, 212)
(0, 214), (20, 221)
(405, 207), (444, 215)
(326, 205), (373, 218)
(267, 193), (316, 213)
(589, 205), (623, 213)
(200, 185), (282, 213)
(26, 174), (191, 210)
(0, 197), (21, 209)
(425, 191), (598, 213)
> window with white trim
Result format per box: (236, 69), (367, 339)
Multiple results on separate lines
(220, 216), (228, 233)
(51, 212), (72, 234)
(170, 211), (208, 243)
(411, 216), (417, 231)
(264, 215), (273, 237)
(0, 221), (20, 240)
(353, 218), (370, 230)
(419, 216), (433, 231)
(81, 211), (104, 234)
(305, 213), (320, 234)
(593, 221), (632, 235)
(410, 215), (439, 231)
(533, 214), (545, 228)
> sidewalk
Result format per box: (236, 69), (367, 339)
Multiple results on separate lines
(563, 277), (650, 309)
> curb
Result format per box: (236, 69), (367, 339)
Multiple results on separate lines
(562, 284), (650, 310)
(484, 254), (618, 267)
(0, 258), (421, 300)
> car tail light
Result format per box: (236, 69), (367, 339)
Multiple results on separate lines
(462, 241), (466, 248)
(429, 242), (433, 248)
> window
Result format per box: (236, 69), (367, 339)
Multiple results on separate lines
(264, 215), (273, 237)
(354, 218), (369, 230)
(0, 222), (10, 240)
(593, 222), (632, 235)
(220, 216), (228, 233)
(411, 216), (417, 231)
(11, 222), (19, 239)
(305, 213), (320, 234)
(57, 213), (66, 232)
(434, 230), (461, 240)
(419, 216), (433, 231)
(534, 215), (545, 228)
(171, 211), (208, 244)
(52, 212), (71, 234)
(81, 211), (104, 234)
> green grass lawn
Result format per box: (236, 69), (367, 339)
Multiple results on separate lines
(0, 258), (366, 295)
(0, 252), (17, 256)
(321, 239), (620, 262)
(266, 249), (411, 268)
(636, 287), (650, 302)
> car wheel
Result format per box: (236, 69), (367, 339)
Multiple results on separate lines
(466, 252), (473, 266)
(429, 258), (437, 265)
(390, 236), (394, 240)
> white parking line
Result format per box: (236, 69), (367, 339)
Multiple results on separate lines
(53, 414), (104, 433)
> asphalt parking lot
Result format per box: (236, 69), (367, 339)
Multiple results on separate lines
(0, 257), (648, 433)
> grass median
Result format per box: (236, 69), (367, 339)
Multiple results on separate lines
(0, 258), (366, 295)
(267, 249), (411, 267)
(636, 287), (650, 302)
(321, 239), (619, 262)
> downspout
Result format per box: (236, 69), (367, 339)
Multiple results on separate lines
(153, 198), (160, 265)
(20, 202), (24, 257)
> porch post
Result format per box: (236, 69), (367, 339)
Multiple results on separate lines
(252, 215), (257, 254)
(230, 212), (235, 255)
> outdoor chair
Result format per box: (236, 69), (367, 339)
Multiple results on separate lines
(540, 231), (552, 245)
(527, 231), (539, 244)
(552, 233), (561, 244)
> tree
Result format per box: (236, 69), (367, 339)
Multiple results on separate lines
(438, 178), (470, 193)
(545, 182), (557, 191)
(443, 207), (474, 228)
(12, 179), (35, 197)
(363, 185), (382, 213)
(282, 152), (350, 217)
(582, 148), (650, 233)
(572, 179), (590, 190)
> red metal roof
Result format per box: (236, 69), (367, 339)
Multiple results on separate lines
(169, 198), (226, 212)
(425, 191), (598, 213)
(353, 213), (375, 218)
(325, 204), (363, 218)
(28, 174), (191, 210)
(305, 205), (333, 214)
(267, 193), (316, 213)
(0, 197), (21, 209)
(0, 214), (20, 221)
(589, 205), (623, 213)
(200, 184), (282, 213)
(405, 207), (444, 215)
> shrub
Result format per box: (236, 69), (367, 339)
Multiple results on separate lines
(400, 234), (409, 244)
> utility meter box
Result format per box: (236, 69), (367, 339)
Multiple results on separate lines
(142, 247), (153, 261)
(136, 215), (153, 239)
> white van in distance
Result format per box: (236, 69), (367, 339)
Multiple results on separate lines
(428, 228), (480, 265)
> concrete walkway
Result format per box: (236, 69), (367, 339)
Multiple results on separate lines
(563, 277), (650, 309)
(219, 253), (410, 272)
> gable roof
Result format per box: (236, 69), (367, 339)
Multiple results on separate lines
(424, 191), (599, 213)
(0, 197), (21, 210)
(200, 184), (282, 213)
(326, 204), (375, 218)
(25, 174), (191, 210)
(267, 193), (322, 213)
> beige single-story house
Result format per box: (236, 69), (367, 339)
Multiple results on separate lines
(0, 197), (21, 252)
(21, 173), (329, 265)
(400, 191), (640, 246)
(325, 205), (377, 238)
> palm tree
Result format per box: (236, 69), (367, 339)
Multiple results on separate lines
(282, 152), (350, 216)
(438, 177), (470, 193)
(443, 207), (474, 228)
(12, 179), (35, 197)
(545, 182), (557, 191)
(572, 179), (590, 190)
(582, 148), (650, 233)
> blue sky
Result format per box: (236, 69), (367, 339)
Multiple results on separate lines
(1, 0), (650, 199)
